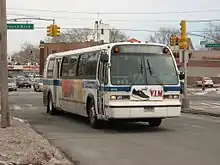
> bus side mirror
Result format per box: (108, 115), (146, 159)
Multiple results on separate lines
(100, 52), (109, 63)
(179, 72), (185, 80)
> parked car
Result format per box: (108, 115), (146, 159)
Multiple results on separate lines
(33, 78), (43, 92)
(16, 78), (32, 88)
(8, 78), (17, 91)
(196, 76), (214, 87)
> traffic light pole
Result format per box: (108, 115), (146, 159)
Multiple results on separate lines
(0, 0), (10, 128)
(182, 50), (189, 109)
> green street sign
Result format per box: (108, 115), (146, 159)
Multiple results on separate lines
(7, 23), (34, 30)
(200, 40), (208, 45)
(205, 43), (220, 48)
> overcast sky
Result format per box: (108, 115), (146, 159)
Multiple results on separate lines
(6, 0), (220, 54)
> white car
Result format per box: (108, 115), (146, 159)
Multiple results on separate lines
(33, 79), (43, 92)
(8, 78), (17, 91)
(196, 77), (214, 87)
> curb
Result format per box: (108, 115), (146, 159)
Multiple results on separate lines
(181, 108), (220, 117)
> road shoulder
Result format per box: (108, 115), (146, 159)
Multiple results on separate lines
(181, 108), (220, 117)
(0, 117), (74, 165)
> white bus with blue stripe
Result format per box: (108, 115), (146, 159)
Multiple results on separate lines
(43, 42), (184, 128)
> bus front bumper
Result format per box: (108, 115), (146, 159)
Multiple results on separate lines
(104, 105), (181, 119)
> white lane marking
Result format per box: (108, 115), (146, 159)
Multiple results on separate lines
(201, 103), (210, 106)
(191, 124), (205, 129)
(12, 105), (22, 110)
(211, 102), (220, 106)
(183, 123), (205, 129)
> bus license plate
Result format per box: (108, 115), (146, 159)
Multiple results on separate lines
(144, 107), (155, 112)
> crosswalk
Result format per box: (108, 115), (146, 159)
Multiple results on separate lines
(5, 104), (39, 111)
(190, 101), (220, 114)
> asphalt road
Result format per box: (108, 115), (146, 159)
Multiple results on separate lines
(9, 88), (220, 165)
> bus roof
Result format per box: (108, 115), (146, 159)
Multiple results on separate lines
(46, 42), (169, 59)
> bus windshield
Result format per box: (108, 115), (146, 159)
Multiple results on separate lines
(111, 53), (178, 85)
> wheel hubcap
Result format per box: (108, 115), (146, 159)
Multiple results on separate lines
(49, 99), (52, 112)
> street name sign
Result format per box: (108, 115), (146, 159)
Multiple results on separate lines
(205, 43), (220, 48)
(7, 24), (34, 30)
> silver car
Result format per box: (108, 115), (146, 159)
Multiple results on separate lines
(8, 78), (17, 91)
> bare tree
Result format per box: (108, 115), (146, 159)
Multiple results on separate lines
(203, 23), (220, 42)
(148, 27), (179, 45)
(46, 28), (129, 43)
(46, 28), (92, 43)
(12, 42), (39, 64)
(110, 28), (129, 42)
(203, 23), (220, 50)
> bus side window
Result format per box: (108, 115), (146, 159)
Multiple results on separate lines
(85, 51), (99, 79)
(56, 59), (62, 79)
(78, 53), (89, 78)
(60, 56), (69, 78)
(68, 54), (78, 78)
(47, 59), (55, 78)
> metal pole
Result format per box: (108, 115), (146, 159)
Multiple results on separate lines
(0, 0), (10, 128)
(182, 50), (189, 109)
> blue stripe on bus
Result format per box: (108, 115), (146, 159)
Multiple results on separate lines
(103, 86), (181, 92)
(43, 79), (181, 92)
(43, 79), (61, 86)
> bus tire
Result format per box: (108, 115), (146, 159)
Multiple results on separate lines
(47, 93), (57, 115)
(87, 98), (101, 129)
(148, 118), (162, 127)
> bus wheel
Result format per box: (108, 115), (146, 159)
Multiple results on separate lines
(88, 99), (101, 129)
(47, 93), (56, 115)
(148, 118), (162, 127)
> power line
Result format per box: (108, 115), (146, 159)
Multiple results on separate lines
(7, 12), (220, 23)
(27, 26), (219, 33)
(7, 7), (220, 15)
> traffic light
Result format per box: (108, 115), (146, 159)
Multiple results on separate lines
(56, 25), (61, 36)
(47, 25), (52, 36)
(170, 35), (176, 46)
(180, 20), (188, 49)
(46, 24), (61, 37)
(175, 37), (180, 46)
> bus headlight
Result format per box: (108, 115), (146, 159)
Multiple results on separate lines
(110, 95), (130, 100)
(164, 95), (179, 99)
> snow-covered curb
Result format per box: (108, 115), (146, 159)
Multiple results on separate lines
(181, 108), (220, 117)
(0, 117), (74, 165)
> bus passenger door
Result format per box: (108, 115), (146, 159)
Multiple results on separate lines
(98, 59), (108, 117)
(54, 58), (62, 108)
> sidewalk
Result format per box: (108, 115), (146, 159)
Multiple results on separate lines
(0, 117), (73, 165)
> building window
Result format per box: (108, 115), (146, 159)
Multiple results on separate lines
(101, 29), (104, 35)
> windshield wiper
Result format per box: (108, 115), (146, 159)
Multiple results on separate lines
(146, 59), (164, 87)
(130, 58), (146, 85)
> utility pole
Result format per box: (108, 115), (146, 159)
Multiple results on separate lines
(180, 20), (189, 109)
(0, 0), (10, 128)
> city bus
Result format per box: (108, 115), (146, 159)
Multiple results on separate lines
(43, 42), (184, 128)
